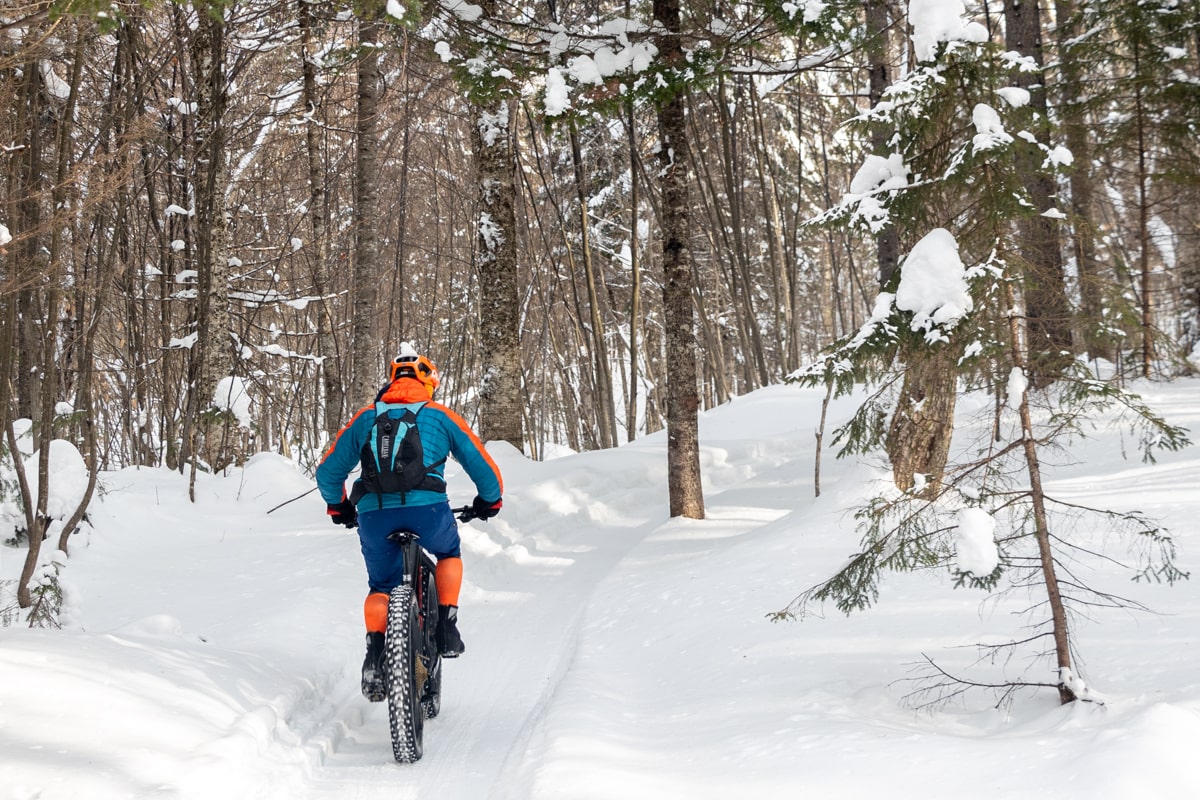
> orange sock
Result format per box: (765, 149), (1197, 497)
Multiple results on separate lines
(435, 557), (463, 607)
(364, 592), (389, 633)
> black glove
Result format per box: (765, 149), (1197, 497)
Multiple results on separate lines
(327, 499), (357, 528)
(471, 495), (502, 521)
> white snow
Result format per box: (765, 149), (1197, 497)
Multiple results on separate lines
(441, 0), (482, 22)
(3, 380), (1200, 799)
(476, 102), (509, 148)
(849, 153), (910, 196)
(894, 228), (974, 340)
(841, 154), (910, 234)
(996, 87), (1031, 108)
(780, 0), (828, 21)
(908, 0), (989, 62)
(1006, 366), (1028, 407)
(954, 506), (998, 575)
(0, 223), (10, 248)
(212, 376), (253, 428)
(1045, 144), (1074, 167)
(385, 0), (406, 21)
(972, 103), (1013, 151)
(545, 67), (571, 116)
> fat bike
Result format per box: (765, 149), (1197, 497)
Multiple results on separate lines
(381, 505), (477, 763)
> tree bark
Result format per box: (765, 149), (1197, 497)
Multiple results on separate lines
(350, 12), (383, 403)
(188, 1), (236, 484)
(626, 98), (643, 442)
(1132, 37), (1155, 378)
(886, 340), (958, 494)
(654, 0), (704, 519)
(1004, 283), (1076, 704)
(1006, 0), (1074, 380)
(866, 0), (900, 287)
(469, 0), (524, 451)
(471, 90), (524, 450)
(1053, 0), (1109, 362)
(300, 0), (344, 436)
(568, 119), (616, 448)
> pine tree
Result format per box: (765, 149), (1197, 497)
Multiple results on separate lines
(783, 1), (1191, 704)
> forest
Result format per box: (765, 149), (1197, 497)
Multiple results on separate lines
(2, 0), (1198, 675)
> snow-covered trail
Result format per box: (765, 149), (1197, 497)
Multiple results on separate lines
(299, 448), (673, 799)
(299, 416), (831, 798)
(6, 381), (1200, 799)
(51, 434), (709, 798)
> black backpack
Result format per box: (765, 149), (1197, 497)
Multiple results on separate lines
(351, 401), (446, 507)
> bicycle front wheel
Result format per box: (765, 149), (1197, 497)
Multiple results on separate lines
(386, 585), (424, 763)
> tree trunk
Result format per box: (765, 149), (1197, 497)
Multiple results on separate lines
(626, 98), (643, 442)
(654, 0), (704, 519)
(1004, 282), (1076, 704)
(188, 1), (236, 482)
(1006, 0), (1074, 381)
(568, 120), (617, 449)
(715, 77), (768, 388)
(748, 87), (795, 372)
(886, 340), (958, 495)
(300, 0), (344, 437)
(350, 12), (383, 403)
(469, 0), (523, 451)
(867, 0), (900, 287)
(1053, 0), (1109, 362)
(1132, 37), (1155, 378)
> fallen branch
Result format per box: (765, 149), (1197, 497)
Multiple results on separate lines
(266, 486), (319, 514)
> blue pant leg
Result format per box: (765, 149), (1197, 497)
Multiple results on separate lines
(358, 504), (462, 592)
(357, 509), (407, 594)
(414, 502), (461, 560)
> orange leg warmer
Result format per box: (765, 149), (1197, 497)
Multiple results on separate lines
(363, 592), (389, 633)
(435, 557), (463, 607)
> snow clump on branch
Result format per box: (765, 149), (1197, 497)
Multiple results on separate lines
(212, 377), (253, 429)
(895, 228), (974, 343)
(908, 0), (989, 62)
(954, 507), (999, 576)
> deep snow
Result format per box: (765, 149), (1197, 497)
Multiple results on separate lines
(2, 379), (1200, 799)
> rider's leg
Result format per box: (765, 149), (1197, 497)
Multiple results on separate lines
(357, 511), (408, 701)
(434, 558), (462, 606)
(434, 557), (465, 656)
(365, 592), (389, 631)
(360, 593), (389, 701)
(418, 506), (466, 658)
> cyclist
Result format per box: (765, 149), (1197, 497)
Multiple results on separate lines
(316, 344), (503, 700)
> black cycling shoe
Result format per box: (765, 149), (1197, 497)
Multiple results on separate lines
(361, 631), (386, 701)
(437, 605), (465, 658)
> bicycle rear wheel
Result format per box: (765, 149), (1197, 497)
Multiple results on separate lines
(420, 569), (442, 719)
(385, 586), (424, 763)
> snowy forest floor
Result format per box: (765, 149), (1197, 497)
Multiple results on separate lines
(3, 379), (1200, 799)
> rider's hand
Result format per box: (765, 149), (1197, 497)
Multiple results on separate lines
(471, 495), (502, 521)
(327, 499), (357, 528)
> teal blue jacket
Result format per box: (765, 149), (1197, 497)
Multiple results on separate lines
(316, 379), (503, 512)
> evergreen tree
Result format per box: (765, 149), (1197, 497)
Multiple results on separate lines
(783, 0), (1190, 704)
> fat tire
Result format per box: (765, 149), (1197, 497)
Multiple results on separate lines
(386, 586), (424, 763)
(421, 569), (442, 719)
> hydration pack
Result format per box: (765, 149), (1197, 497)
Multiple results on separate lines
(351, 401), (446, 507)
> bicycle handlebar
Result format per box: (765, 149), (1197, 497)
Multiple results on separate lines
(341, 505), (477, 530)
(451, 505), (479, 523)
